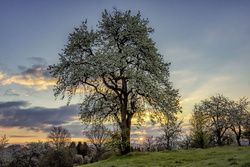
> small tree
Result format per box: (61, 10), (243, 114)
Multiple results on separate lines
(0, 134), (8, 150)
(243, 128), (250, 146)
(82, 142), (90, 157)
(0, 134), (9, 167)
(83, 124), (111, 161)
(200, 94), (231, 146)
(243, 112), (250, 146)
(142, 135), (154, 152)
(179, 134), (192, 150)
(76, 141), (82, 155)
(190, 104), (210, 148)
(229, 97), (250, 146)
(47, 126), (71, 149)
(157, 116), (183, 150)
(69, 141), (76, 149)
(69, 141), (76, 152)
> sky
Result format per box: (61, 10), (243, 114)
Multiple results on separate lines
(0, 0), (250, 144)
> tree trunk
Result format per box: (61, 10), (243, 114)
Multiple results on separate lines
(166, 136), (171, 150)
(119, 79), (132, 155)
(121, 126), (131, 155)
(236, 136), (241, 146)
(120, 111), (131, 155)
(237, 127), (242, 146)
(217, 134), (223, 146)
(200, 131), (205, 149)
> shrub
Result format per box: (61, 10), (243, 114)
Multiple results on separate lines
(39, 148), (74, 167)
(74, 154), (83, 165)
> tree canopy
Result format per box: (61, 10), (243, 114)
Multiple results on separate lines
(49, 8), (181, 154)
(191, 94), (250, 146)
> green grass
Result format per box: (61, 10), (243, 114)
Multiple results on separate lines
(77, 146), (250, 167)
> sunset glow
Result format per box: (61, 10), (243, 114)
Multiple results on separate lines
(1, 0), (250, 144)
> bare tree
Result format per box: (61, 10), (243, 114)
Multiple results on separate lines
(228, 97), (250, 146)
(179, 134), (192, 150)
(0, 134), (8, 150)
(142, 135), (154, 152)
(83, 124), (111, 161)
(47, 126), (71, 149)
(157, 116), (183, 150)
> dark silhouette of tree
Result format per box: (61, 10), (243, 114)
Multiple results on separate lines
(48, 8), (181, 155)
(76, 142), (82, 155)
(83, 124), (111, 161)
(82, 142), (90, 157)
(47, 126), (71, 149)
(69, 141), (76, 149)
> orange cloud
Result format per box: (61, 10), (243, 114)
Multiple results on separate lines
(0, 71), (5, 80)
(2, 67), (57, 90)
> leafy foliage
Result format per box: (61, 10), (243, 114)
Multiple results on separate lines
(49, 8), (181, 154)
(8, 142), (50, 167)
(190, 94), (250, 146)
(76, 141), (90, 159)
(190, 105), (210, 148)
(228, 97), (250, 146)
(39, 148), (75, 167)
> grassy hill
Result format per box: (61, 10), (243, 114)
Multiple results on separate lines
(78, 146), (250, 167)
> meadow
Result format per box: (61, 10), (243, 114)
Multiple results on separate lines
(78, 146), (250, 167)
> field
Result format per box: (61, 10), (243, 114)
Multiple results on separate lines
(78, 146), (250, 167)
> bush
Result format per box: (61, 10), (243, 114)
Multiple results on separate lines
(39, 148), (74, 167)
(74, 154), (83, 165)
(100, 151), (114, 161)
(7, 142), (50, 167)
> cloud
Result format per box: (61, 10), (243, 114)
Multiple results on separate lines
(10, 135), (36, 138)
(1, 64), (56, 90)
(0, 101), (29, 110)
(0, 101), (80, 133)
(27, 57), (47, 67)
(0, 71), (5, 80)
(4, 88), (20, 96)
